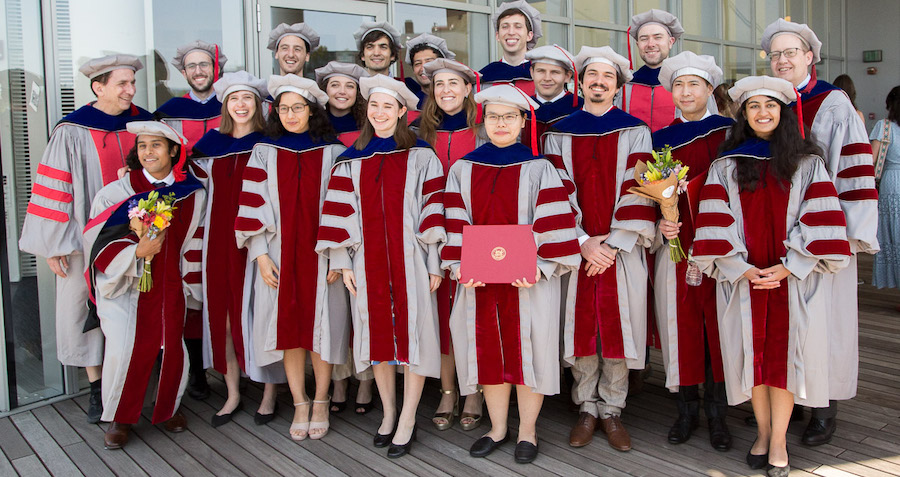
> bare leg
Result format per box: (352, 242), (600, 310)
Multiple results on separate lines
(332, 378), (348, 412)
(514, 385), (544, 445)
(217, 319), (241, 415)
(482, 383), (512, 441)
(373, 363), (397, 434)
(750, 385), (771, 455)
(393, 369), (426, 445)
(768, 387), (794, 467)
(309, 351), (334, 438)
(259, 383), (277, 414)
(283, 348), (309, 432)
(86, 365), (101, 382)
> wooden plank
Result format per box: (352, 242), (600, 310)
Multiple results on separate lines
(0, 417), (34, 460)
(0, 442), (19, 477)
(11, 455), (49, 476)
(10, 412), (83, 476)
(53, 399), (151, 477)
(31, 405), (83, 447)
(62, 442), (115, 477)
(127, 414), (226, 477)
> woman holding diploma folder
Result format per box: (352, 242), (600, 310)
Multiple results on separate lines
(441, 84), (581, 464)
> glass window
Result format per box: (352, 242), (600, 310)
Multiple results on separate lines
(785, 0), (806, 23)
(574, 27), (626, 58)
(535, 22), (568, 49)
(723, 45), (753, 82)
(809, 0), (827, 56)
(827, 59), (844, 83)
(497, 0), (565, 18)
(828, 0), (843, 57)
(756, 0), (784, 39)
(574, 0), (626, 24)
(723, 0), (753, 43)
(633, 0), (670, 16)
(395, 4), (489, 76)
(682, 0), (719, 38)
(755, 49), (770, 76)
(682, 40), (721, 64)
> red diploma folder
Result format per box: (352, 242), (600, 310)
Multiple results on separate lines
(460, 225), (537, 284)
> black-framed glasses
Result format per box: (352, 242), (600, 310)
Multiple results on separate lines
(767, 48), (804, 62)
(277, 103), (308, 115)
(184, 62), (212, 71)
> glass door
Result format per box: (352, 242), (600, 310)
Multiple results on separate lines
(257, 0), (388, 79)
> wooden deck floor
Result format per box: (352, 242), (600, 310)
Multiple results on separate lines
(1, 258), (899, 476)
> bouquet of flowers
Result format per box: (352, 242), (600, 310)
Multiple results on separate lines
(127, 190), (177, 292)
(627, 146), (690, 263)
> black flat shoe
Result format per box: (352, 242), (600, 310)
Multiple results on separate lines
(387, 425), (417, 458)
(374, 419), (397, 448)
(514, 440), (539, 464)
(187, 371), (210, 401)
(330, 400), (347, 414)
(470, 431), (510, 457)
(355, 400), (374, 415)
(746, 450), (768, 470)
(211, 401), (243, 428)
(254, 402), (278, 425)
(708, 417), (732, 452)
(767, 464), (790, 477)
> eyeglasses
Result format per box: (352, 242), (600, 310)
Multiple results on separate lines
(277, 103), (308, 115)
(184, 62), (213, 71)
(483, 113), (521, 125)
(767, 47), (804, 62)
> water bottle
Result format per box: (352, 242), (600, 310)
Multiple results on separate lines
(685, 260), (703, 286)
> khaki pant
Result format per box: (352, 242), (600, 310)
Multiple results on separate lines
(571, 352), (629, 418)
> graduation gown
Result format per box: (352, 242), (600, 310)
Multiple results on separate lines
(234, 133), (349, 373)
(692, 139), (851, 407)
(18, 103), (152, 367)
(191, 130), (282, 383)
(622, 65), (676, 133)
(316, 137), (446, 378)
(155, 95), (223, 156)
(328, 111), (362, 148)
(412, 111), (481, 354)
(794, 79), (880, 400)
(543, 108), (656, 369)
(523, 92), (583, 154)
(650, 115), (733, 391)
(442, 143), (580, 395)
(479, 61), (535, 96)
(84, 170), (205, 424)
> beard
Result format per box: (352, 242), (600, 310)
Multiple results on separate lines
(188, 76), (212, 93)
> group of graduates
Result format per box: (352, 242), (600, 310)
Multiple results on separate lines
(19, 2), (878, 475)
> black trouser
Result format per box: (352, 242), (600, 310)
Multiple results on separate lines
(811, 400), (838, 419)
(676, 332), (727, 419)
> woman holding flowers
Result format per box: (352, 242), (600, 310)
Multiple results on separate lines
(235, 74), (348, 441)
(692, 76), (851, 476)
(316, 75), (445, 458)
(411, 58), (484, 432)
(191, 71), (283, 428)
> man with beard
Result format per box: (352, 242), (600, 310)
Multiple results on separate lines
(761, 18), (879, 447)
(154, 41), (227, 401)
(353, 21), (403, 77)
(479, 0), (542, 96)
(543, 46), (655, 453)
(19, 54), (152, 424)
(622, 9), (682, 132)
(521, 45), (582, 153)
(267, 22), (320, 76)
(155, 41), (227, 156)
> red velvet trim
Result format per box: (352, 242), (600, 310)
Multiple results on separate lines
(838, 189), (879, 201)
(613, 204), (657, 222)
(445, 218), (468, 233)
(700, 183), (728, 202)
(238, 191), (265, 208)
(692, 239), (734, 256)
(36, 163), (73, 183)
(234, 216), (263, 232)
(89, 129), (135, 185)
(192, 227), (204, 239)
(422, 176), (445, 196)
(444, 191), (466, 209)
(93, 240), (134, 274)
(800, 210), (847, 227)
(317, 226), (351, 244)
(418, 213), (444, 233)
(537, 239), (581, 259)
(840, 142), (873, 156)
(183, 271), (202, 284)
(424, 192), (443, 207)
(807, 239), (851, 256)
(26, 203), (69, 222)
(627, 152), (653, 169)
(184, 249), (202, 262)
(242, 167), (267, 182)
(535, 186), (568, 206)
(328, 175), (355, 192)
(533, 213), (576, 233)
(695, 212), (735, 228)
(321, 200), (355, 218)
(836, 164), (875, 179)
(32, 183), (73, 203)
(804, 181), (838, 200)
(441, 245), (461, 261)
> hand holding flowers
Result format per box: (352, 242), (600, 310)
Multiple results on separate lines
(127, 190), (177, 292)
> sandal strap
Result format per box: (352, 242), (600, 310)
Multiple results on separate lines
(294, 401), (311, 407)
(440, 388), (457, 395)
(313, 396), (332, 405)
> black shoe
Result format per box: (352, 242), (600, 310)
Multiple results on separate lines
(254, 402), (278, 425)
(746, 450), (769, 470)
(87, 380), (103, 424)
(187, 371), (210, 401)
(802, 417), (836, 446)
(708, 417), (732, 451)
(470, 431), (510, 457)
(767, 464), (790, 477)
(514, 440), (539, 464)
(211, 401), (243, 428)
(667, 413), (699, 444)
(374, 419), (397, 448)
(330, 400), (347, 414)
(355, 400), (374, 415)
(387, 425), (416, 458)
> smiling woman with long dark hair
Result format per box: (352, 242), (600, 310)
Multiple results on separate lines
(693, 76), (851, 477)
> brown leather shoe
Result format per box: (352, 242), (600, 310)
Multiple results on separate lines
(569, 412), (598, 447)
(164, 410), (187, 433)
(599, 415), (632, 451)
(104, 422), (132, 450)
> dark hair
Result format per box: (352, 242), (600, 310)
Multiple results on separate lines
(833, 74), (858, 110)
(125, 138), (182, 172)
(886, 85), (900, 126)
(357, 31), (400, 67)
(219, 93), (267, 136)
(353, 102), (417, 150)
(417, 85), (477, 145)
(497, 9), (532, 33)
(324, 90), (367, 129)
(266, 92), (337, 142)
(90, 72), (112, 98)
(713, 83), (735, 118)
(578, 68), (628, 89)
(409, 44), (443, 65)
(719, 98), (822, 191)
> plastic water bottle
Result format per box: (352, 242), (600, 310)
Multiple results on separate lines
(685, 260), (703, 286)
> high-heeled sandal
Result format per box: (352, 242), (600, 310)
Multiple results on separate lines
(290, 401), (311, 441)
(309, 397), (331, 440)
(460, 387), (484, 431)
(432, 389), (459, 431)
